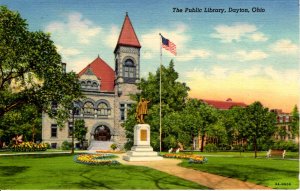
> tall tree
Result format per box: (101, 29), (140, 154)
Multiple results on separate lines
(221, 107), (248, 150)
(124, 60), (190, 150)
(0, 6), (82, 128)
(291, 105), (299, 137)
(243, 102), (276, 158)
(0, 104), (42, 144)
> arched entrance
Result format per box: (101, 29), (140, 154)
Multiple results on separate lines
(94, 125), (111, 141)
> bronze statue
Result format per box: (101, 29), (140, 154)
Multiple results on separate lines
(136, 98), (150, 124)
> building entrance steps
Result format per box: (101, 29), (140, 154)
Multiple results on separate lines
(115, 153), (271, 190)
(87, 141), (114, 151)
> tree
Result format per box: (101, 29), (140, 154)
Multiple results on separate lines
(0, 6), (82, 128)
(0, 104), (42, 145)
(197, 102), (218, 152)
(74, 119), (87, 149)
(220, 107), (248, 150)
(291, 105), (299, 137)
(124, 60), (190, 150)
(243, 102), (276, 158)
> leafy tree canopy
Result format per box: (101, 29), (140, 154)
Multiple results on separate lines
(0, 6), (82, 128)
(291, 105), (299, 136)
(124, 61), (190, 150)
(242, 101), (276, 157)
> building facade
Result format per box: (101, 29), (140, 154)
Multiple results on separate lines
(42, 13), (141, 149)
(271, 109), (299, 143)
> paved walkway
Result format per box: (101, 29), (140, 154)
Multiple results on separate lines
(116, 154), (271, 190)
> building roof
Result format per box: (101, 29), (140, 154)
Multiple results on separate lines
(78, 56), (115, 92)
(114, 13), (141, 52)
(201, 98), (247, 110)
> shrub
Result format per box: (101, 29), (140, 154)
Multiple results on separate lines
(44, 142), (51, 149)
(273, 141), (299, 152)
(204, 143), (218, 152)
(110, 143), (117, 150)
(162, 135), (177, 149)
(61, 141), (72, 150)
(10, 142), (47, 152)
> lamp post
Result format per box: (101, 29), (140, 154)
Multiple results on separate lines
(71, 102), (80, 154)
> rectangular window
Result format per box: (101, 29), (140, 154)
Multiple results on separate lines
(285, 116), (289, 123)
(51, 143), (57, 149)
(51, 101), (58, 114)
(279, 116), (283, 123)
(124, 67), (129, 77)
(120, 108), (125, 121)
(51, 124), (57, 137)
(129, 67), (134, 78)
(120, 103), (133, 121)
(120, 104), (125, 121)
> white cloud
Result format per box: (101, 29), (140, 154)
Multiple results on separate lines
(66, 57), (93, 73)
(250, 32), (268, 42)
(271, 39), (298, 54)
(210, 66), (229, 79)
(176, 49), (211, 61)
(211, 23), (257, 43)
(211, 23), (268, 43)
(217, 50), (268, 62)
(56, 45), (81, 57)
(236, 50), (268, 61)
(46, 12), (102, 45)
(104, 25), (120, 49)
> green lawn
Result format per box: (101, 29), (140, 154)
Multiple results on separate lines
(178, 151), (299, 159)
(0, 155), (208, 190)
(180, 156), (299, 189)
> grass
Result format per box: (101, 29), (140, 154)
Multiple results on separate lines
(0, 154), (208, 190)
(180, 156), (299, 189)
(179, 151), (299, 159)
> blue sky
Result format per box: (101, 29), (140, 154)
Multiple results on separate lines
(1, 0), (299, 111)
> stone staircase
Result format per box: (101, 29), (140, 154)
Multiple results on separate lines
(88, 141), (115, 151)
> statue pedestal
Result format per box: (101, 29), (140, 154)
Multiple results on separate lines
(123, 124), (162, 161)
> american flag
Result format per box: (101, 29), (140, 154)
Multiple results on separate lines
(161, 35), (176, 56)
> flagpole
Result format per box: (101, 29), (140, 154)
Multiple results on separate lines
(159, 33), (162, 153)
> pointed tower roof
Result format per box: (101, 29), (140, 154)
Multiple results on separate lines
(78, 56), (115, 92)
(114, 13), (141, 52)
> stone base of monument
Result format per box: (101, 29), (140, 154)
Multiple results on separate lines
(123, 124), (163, 161)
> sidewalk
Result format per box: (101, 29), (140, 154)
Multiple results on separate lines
(116, 154), (271, 190)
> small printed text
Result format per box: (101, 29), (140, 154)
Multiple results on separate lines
(172, 7), (265, 14)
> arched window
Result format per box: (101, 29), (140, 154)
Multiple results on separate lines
(83, 102), (94, 115)
(97, 102), (110, 116)
(123, 59), (135, 78)
(92, 82), (98, 87)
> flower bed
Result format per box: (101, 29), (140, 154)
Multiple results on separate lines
(96, 150), (125, 154)
(162, 153), (208, 164)
(74, 154), (120, 165)
(10, 142), (48, 152)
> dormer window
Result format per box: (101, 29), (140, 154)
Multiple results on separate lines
(80, 79), (100, 91)
(92, 82), (98, 87)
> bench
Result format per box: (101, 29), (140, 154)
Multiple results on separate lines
(266, 149), (286, 159)
(168, 148), (180, 153)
